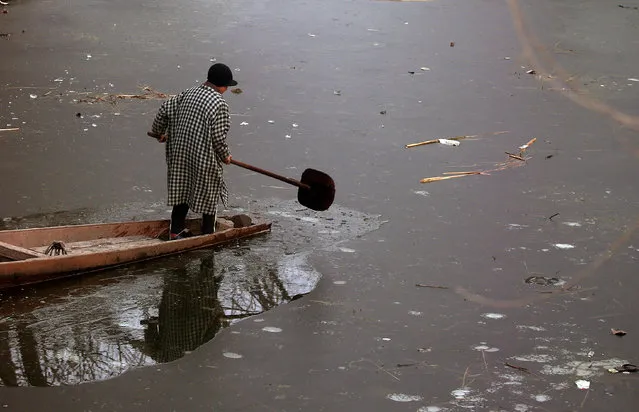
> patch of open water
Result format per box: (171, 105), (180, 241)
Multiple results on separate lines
(0, 198), (382, 386)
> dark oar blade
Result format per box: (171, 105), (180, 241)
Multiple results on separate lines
(298, 169), (335, 211)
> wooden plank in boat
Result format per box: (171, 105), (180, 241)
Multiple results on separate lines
(0, 240), (43, 261)
(31, 236), (163, 256)
(0, 220), (170, 249)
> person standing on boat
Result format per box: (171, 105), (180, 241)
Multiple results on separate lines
(150, 63), (237, 239)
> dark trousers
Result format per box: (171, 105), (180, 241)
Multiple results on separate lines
(170, 203), (216, 235)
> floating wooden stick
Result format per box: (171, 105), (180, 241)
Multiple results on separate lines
(519, 137), (537, 152)
(420, 173), (481, 184)
(505, 362), (531, 373)
(405, 139), (438, 148)
(505, 152), (526, 161)
(442, 171), (483, 176)
(405, 135), (468, 149)
(406, 131), (510, 149)
(416, 284), (449, 289)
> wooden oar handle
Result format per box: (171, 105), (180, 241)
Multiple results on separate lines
(230, 160), (309, 190)
(147, 132), (310, 190)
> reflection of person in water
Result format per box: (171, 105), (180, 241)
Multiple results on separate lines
(142, 254), (226, 363)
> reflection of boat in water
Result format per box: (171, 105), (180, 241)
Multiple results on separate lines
(0, 241), (320, 386)
(0, 215), (270, 290)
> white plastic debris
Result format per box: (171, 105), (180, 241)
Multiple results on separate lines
(0, 1), (8, 5)
(262, 326), (282, 333)
(451, 388), (471, 399)
(267, 120), (275, 124)
(628, 78), (639, 82)
(29, 94), (37, 99)
(239, 121), (249, 126)
(516, 325), (546, 332)
(482, 313), (506, 319)
(519, 140), (535, 150)
(563, 222), (582, 227)
(575, 380), (590, 390)
(438, 138), (460, 146)
(553, 243), (575, 250)
(86, 54), (92, 60)
(222, 352), (243, 359)
(292, 123), (299, 128)
(54, 78), (64, 82)
(473, 345), (500, 352)
(534, 394), (551, 402)
(386, 393), (422, 402)
(307, 33), (317, 37)
(420, 67), (431, 71)
(285, 134), (291, 139)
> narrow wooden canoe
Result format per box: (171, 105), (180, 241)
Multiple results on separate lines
(0, 215), (271, 290)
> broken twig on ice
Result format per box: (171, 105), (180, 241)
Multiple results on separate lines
(417, 136), (537, 184)
(442, 171), (483, 175)
(416, 284), (449, 289)
(405, 131), (509, 149)
(505, 152), (526, 161)
(420, 174), (482, 184)
(504, 362), (530, 373)
(405, 136), (467, 148)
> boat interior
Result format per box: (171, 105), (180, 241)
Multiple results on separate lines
(0, 217), (239, 261)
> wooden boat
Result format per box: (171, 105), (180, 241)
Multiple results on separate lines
(0, 215), (271, 290)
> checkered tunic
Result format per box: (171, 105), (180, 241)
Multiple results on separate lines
(152, 85), (231, 214)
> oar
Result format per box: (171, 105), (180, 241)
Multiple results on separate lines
(147, 132), (335, 211)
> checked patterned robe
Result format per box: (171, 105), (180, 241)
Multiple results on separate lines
(152, 85), (231, 214)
